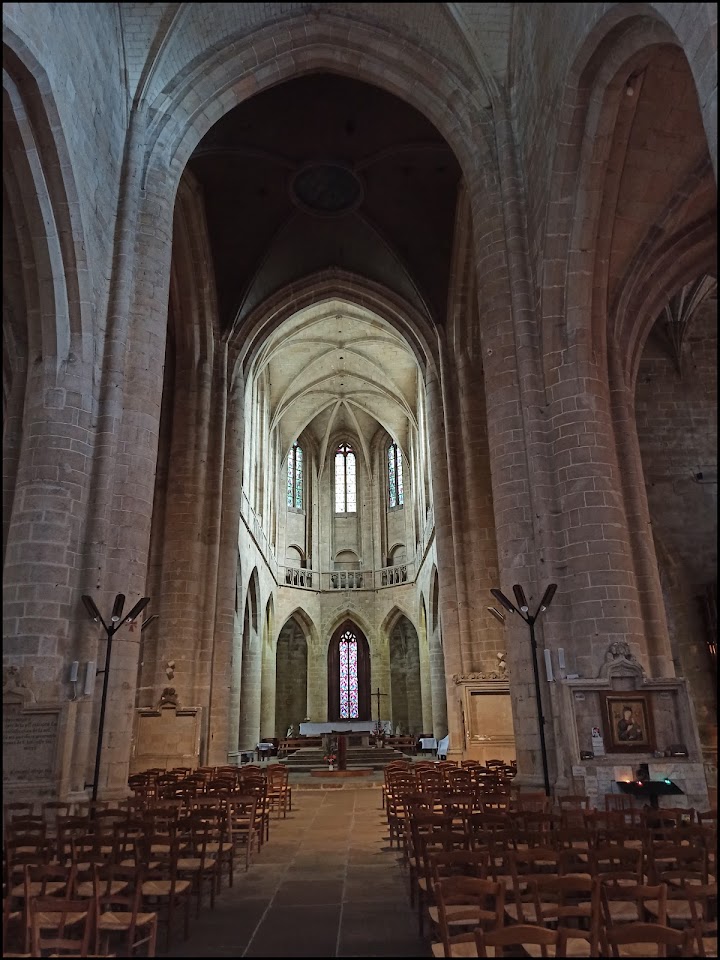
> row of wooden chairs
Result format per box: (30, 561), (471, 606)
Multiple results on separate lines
(429, 872), (714, 957)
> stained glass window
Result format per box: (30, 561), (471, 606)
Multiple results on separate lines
(339, 626), (359, 719)
(388, 442), (404, 508)
(335, 442), (356, 513)
(287, 443), (303, 509)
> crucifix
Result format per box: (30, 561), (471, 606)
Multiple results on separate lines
(372, 686), (388, 725)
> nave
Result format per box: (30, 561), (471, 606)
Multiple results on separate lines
(162, 785), (426, 958)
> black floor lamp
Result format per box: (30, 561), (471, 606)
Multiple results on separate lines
(487, 583), (557, 796)
(81, 594), (157, 802)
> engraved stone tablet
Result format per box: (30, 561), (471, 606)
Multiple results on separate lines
(3, 703), (59, 784)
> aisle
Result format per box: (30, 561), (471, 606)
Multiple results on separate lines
(163, 787), (431, 958)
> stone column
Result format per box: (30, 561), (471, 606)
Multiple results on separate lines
(430, 628), (448, 738)
(260, 637), (277, 739)
(206, 369), (245, 764)
(238, 627), (262, 750)
(425, 366), (465, 758)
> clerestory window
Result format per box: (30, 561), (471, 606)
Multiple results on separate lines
(334, 441), (356, 513)
(287, 442), (303, 510)
(387, 441), (404, 508)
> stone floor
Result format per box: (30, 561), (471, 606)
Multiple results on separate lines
(163, 785), (431, 958)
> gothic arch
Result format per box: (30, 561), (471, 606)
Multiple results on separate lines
(380, 604), (416, 638)
(140, 12), (490, 192)
(324, 607), (374, 654)
(234, 270), (439, 392)
(280, 607), (318, 649)
(2, 33), (92, 362)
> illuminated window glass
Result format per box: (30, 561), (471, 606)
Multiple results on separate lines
(287, 443), (303, 509)
(335, 442), (356, 513)
(339, 626), (359, 719)
(388, 442), (404, 508)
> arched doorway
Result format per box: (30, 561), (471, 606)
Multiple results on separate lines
(327, 620), (370, 721)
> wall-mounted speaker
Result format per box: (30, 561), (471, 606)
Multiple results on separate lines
(83, 661), (96, 696)
(69, 661), (79, 683)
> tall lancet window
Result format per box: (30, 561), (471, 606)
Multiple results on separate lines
(334, 441), (356, 513)
(387, 441), (404, 508)
(338, 625), (359, 719)
(287, 442), (303, 510)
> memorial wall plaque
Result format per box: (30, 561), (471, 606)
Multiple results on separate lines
(3, 703), (59, 784)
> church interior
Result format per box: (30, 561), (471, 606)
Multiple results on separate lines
(2, 2), (717, 956)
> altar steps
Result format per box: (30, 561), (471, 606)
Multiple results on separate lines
(279, 745), (409, 772)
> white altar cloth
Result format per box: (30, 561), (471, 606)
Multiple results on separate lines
(419, 737), (438, 751)
(299, 721), (383, 736)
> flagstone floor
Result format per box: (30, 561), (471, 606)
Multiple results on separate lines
(163, 785), (431, 958)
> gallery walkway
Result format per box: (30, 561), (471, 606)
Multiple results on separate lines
(163, 784), (430, 958)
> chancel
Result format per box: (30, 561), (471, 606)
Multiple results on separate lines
(2, 2), (716, 957)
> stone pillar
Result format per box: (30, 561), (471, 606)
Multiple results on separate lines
(3, 356), (97, 704)
(425, 367), (464, 757)
(260, 637), (277, 739)
(307, 638), (327, 721)
(418, 610), (434, 735)
(468, 117), (556, 788)
(205, 364), (245, 765)
(430, 628), (448, 738)
(238, 627), (262, 750)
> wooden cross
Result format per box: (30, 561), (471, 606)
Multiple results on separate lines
(372, 686), (388, 722)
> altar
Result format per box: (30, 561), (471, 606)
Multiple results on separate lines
(299, 721), (385, 736)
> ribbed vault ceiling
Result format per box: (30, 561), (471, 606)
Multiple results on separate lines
(255, 299), (419, 473)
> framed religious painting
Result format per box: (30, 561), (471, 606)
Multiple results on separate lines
(600, 691), (655, 753)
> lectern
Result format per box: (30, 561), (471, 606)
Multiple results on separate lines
(615, 778), (684, 810)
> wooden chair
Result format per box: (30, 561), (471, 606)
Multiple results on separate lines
(474, 924), (562, 958)
(3, 803), (35, 828)
(532, 874), (602, 957)
(684, 882), (718, 958)
(266, 765), (292, 818)
(506, 847), (563, 924)
(226, 797), (260, 872)
(137, 835), (192, 950)
(431, 876), (505, 958)
(600, 880), (667, 928)
(601, 921), (692, 957)
(645, 844), (709, 926)
(93, 863), (158, 957)
(175, 819), (219, 916)
(29, 896), (93, 958)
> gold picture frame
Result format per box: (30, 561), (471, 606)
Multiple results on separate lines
(601, 691), (655, 753)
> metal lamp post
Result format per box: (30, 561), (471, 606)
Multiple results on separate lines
(81, 594), (157, 802)
(487, 583), (557, 796)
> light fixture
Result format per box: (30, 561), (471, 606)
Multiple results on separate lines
(512, 584), (529, 613)
(80, 593), (155, 806)
(110, 594), (125, 622)
(490, 588), (517, 614)
(140, 615), (159, 632)
(123, 597), (151, 624)
(487, 607), (506, 625)
(81, 595), (103, 624)
(487, 582), (559, 797)
(539, 583), (557, 611)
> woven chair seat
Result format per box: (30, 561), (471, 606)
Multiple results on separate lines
(428, 904), (498, 926)
(33, 909), (88, 927)
(98, 909), (157, 929)
(10, 881), (65, 898)
(176, 856), (217, 871)
(431, 939), (478, 957)
(141, 879), (191, 897)
(645, 898), (693, 921)
(75, 880), (128, 898)
(505, 902), (559, 923)
(606, 901), (640, 922)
